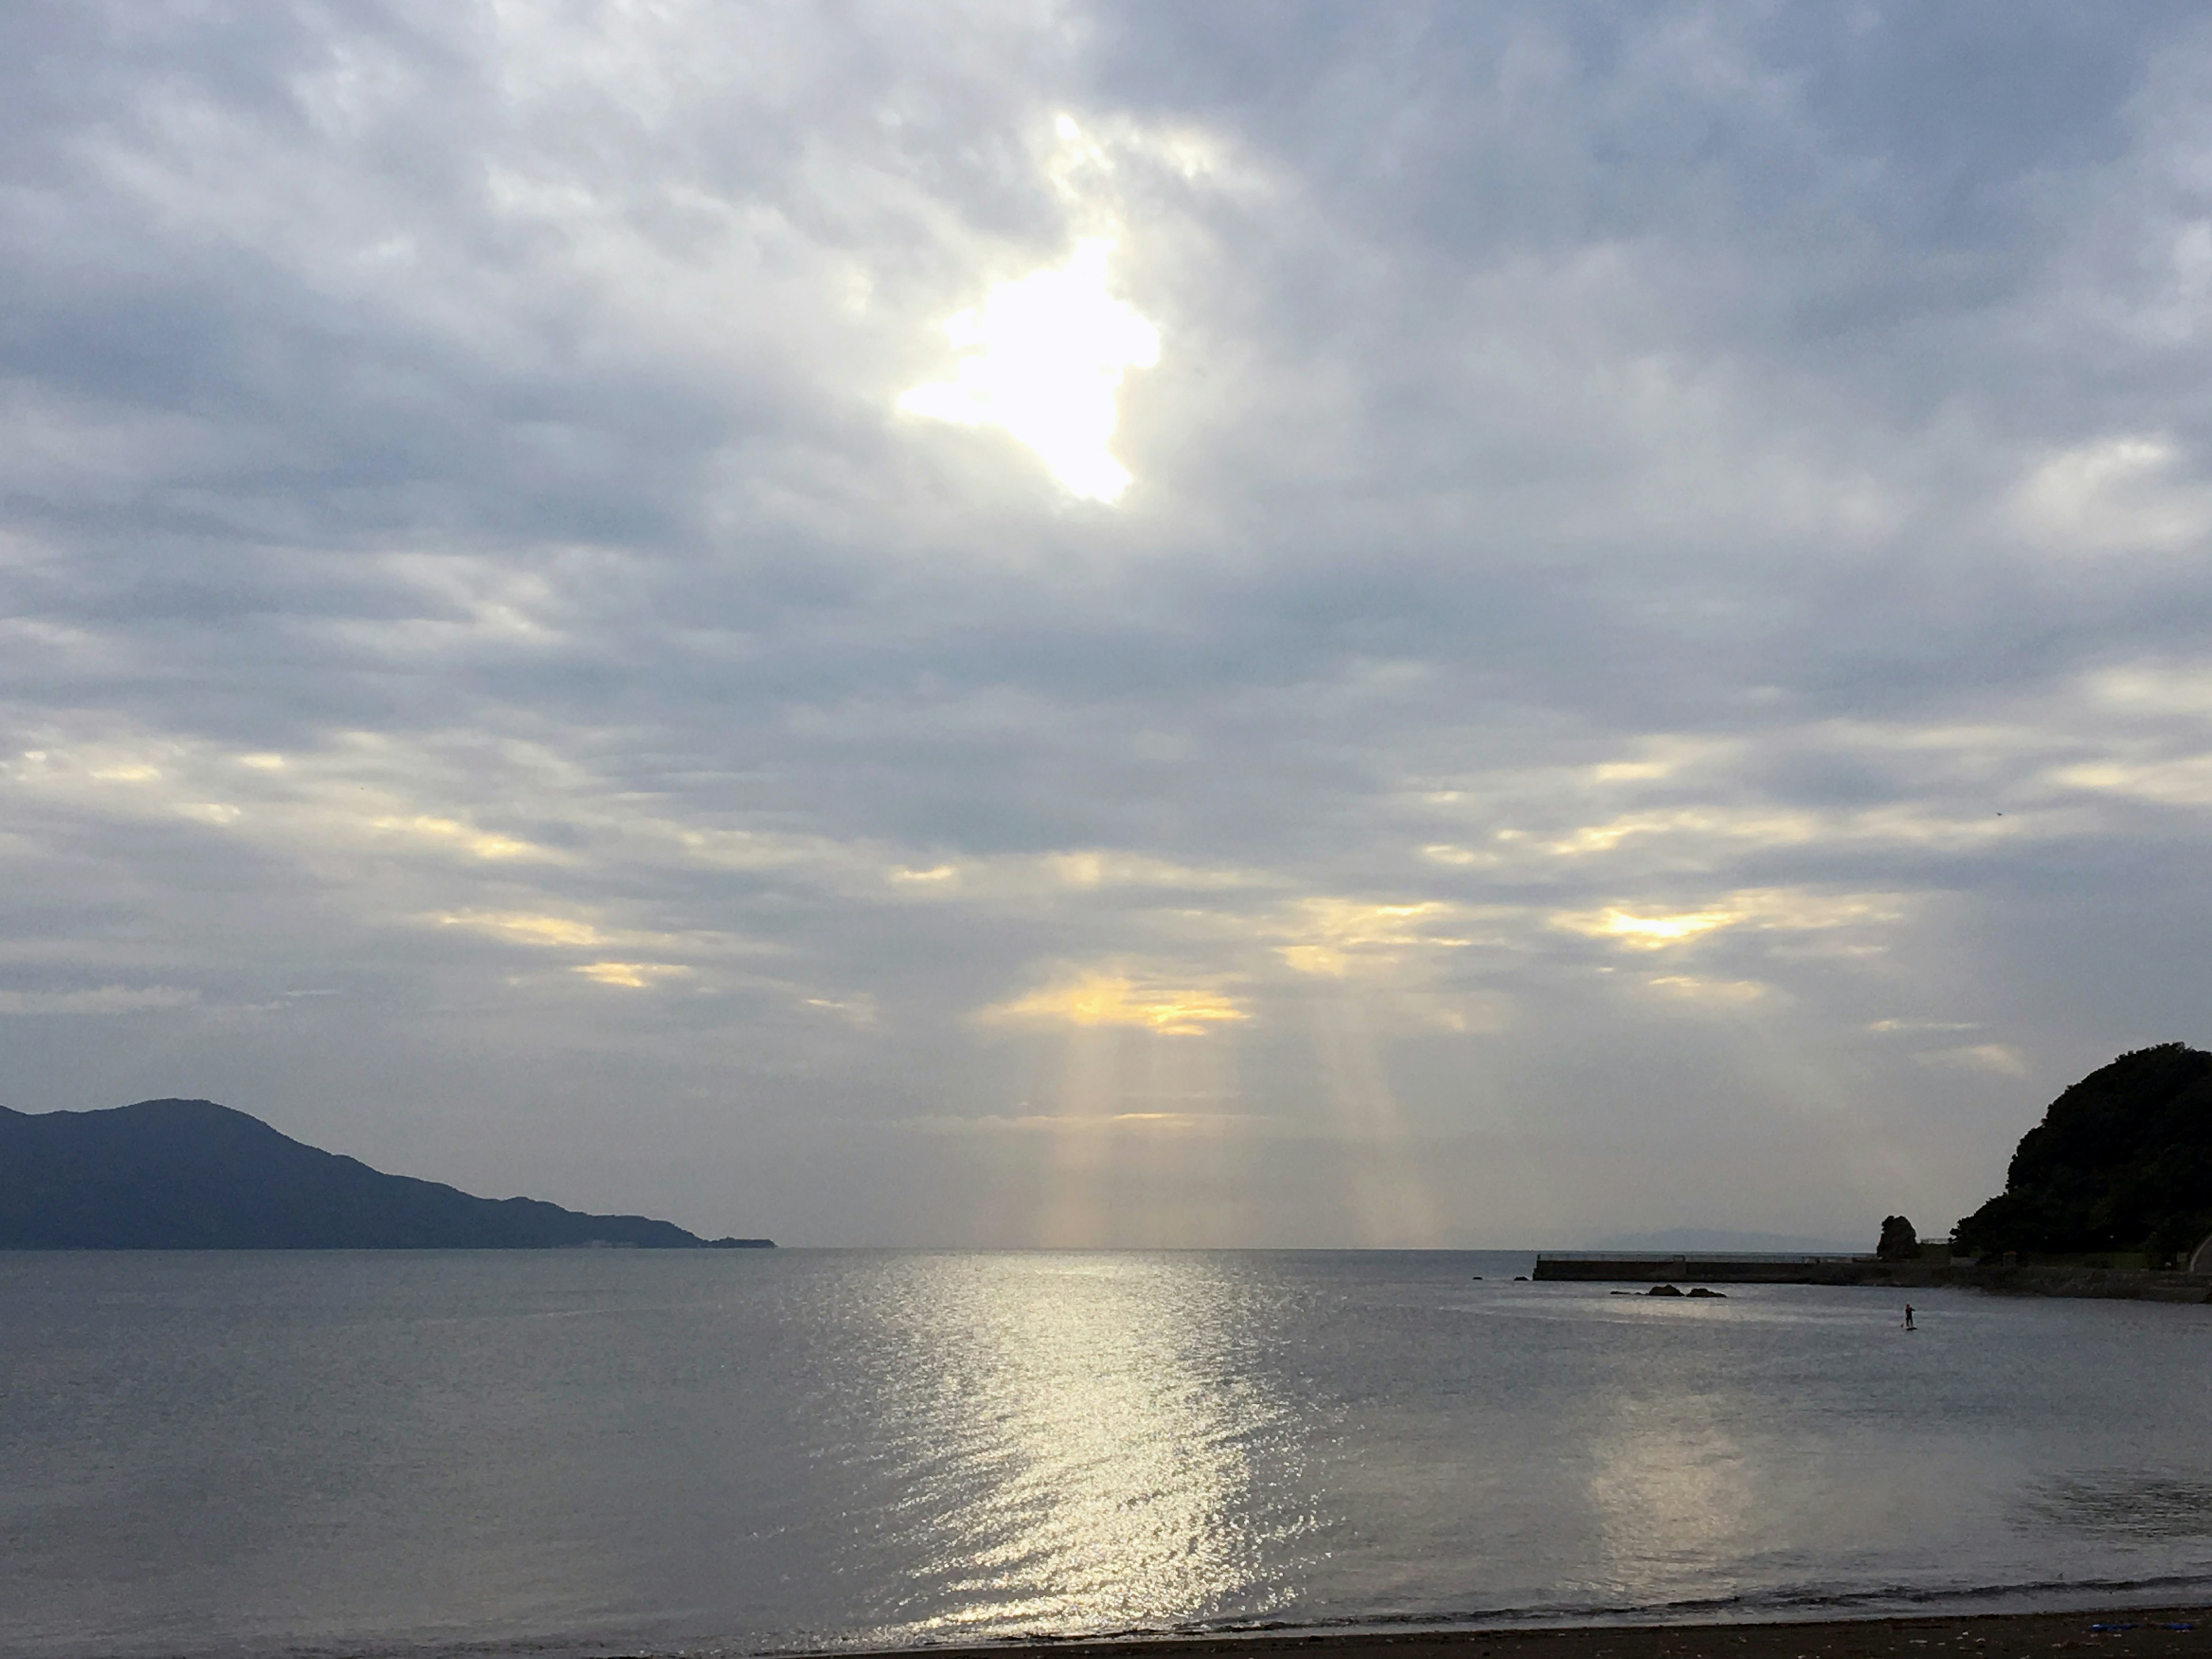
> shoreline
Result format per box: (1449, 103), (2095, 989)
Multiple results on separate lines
(831, 1607), (2212, 1659)
(1529, 1257), (2212, 1303)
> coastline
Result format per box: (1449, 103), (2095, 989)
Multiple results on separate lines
(1530, 1257), (2212, 1303)
(839, 1607), (2212, 1659)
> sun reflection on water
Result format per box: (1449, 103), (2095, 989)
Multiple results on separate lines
(1586, 1397), (1757, 1601)
(837, 1253), (1313, 1640)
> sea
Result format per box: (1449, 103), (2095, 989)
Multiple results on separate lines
(4, 1249), (2211, 1659)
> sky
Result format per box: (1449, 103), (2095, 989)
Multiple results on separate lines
(5, 1), (2211, 1248)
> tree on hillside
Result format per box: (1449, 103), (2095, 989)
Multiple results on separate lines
(1876, 1215), (1918, 1260)
(1953, 1043), (2212, 1260)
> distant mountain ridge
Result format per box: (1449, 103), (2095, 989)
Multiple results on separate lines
(0, 1098), (772, 1250)
(1592, 1227), (1863, 1255)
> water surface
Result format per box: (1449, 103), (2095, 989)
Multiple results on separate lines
(4, 1249), (2210, 1658)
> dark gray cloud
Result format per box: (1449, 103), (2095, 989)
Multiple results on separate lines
(4, 1), (2211, 1246)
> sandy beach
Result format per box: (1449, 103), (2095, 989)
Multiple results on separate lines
(873, 1608), (2212, 1659)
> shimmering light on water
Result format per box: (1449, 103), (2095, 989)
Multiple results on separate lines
(846, 1255), (1309, 1636)
(4, 1251), (2212, 1659)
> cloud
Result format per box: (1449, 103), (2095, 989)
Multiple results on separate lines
(435, 911), (605, 948)
(1, 2), (2210, 1244)
(1916, 1044), (2031, 1078)
(370, 816), (554, 862)
(1548, 889), (1901, 950)
(0, 986), (198, 1016)
(1274, 897), (1473, 977)
(2013, 435), (2212, 553)
(1551, 906), (1743, 949)
(978, 969), (1248, 1035)
(572, 961), (694, 990)
(1643, 976), (1769, 1005)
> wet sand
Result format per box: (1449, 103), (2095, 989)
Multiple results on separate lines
(863, 1607), (2212, 1659)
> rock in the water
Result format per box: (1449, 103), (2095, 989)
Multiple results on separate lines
(1876, 1214), (1919, 1261)
(1648, 1283), (1684, 1296)
(1685, 1286), (1728, 1298)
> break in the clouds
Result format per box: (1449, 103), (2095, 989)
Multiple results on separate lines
(5, 1), (2212, 1246)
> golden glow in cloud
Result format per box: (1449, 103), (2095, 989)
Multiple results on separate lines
(371, 813), (548, 861)
(1553, 906), (1743, 948)
(574, 961), (693, 989)
(980, 970), (1246, 1036)
(1551, 888), (1902, 950)
(899, 236), (1160, 502)
(1276, 897), (1469, 976)
(2051, 755), (2212, 806)
(434, 910), (604, 947)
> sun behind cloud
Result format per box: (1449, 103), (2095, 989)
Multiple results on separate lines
(899, 237), (1160, 502)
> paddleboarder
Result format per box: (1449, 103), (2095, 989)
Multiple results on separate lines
(1903, 1302), (1916, 1330)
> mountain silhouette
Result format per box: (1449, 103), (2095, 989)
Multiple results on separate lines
(0, 1098), (770, 1249)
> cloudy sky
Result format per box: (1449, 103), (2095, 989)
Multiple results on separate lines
(5, 1), (2211, 1247)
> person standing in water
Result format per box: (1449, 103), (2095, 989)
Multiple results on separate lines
(1903, 1303), (1916, 1330)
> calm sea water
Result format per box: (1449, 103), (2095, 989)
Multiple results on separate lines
(5, 1250), (2212, 1659)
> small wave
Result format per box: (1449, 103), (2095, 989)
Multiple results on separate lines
(46, 1569), (2212, 1659)
(738, 1571), (2212, 1657)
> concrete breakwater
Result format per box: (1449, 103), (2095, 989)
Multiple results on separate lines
(1532, 1254), (2212, 1302)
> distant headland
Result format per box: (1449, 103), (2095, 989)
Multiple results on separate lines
(1953, 1041), (2212, 1263)
(1540, 1041), (2212, 1298)
(0, 1098), (773, 1251)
